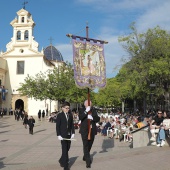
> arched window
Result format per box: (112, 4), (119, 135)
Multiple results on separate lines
(21, 17), (24, 23)
(17, 31), (21, 40)
(24, 30), (29, 40)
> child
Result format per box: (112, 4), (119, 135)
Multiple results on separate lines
(28, 116), (35, 135)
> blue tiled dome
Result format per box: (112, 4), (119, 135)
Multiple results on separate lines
(44, 45), (63, 62)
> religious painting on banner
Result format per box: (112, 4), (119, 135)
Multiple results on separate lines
(72, 39), (106, 89)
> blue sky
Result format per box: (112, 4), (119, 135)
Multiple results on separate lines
(1, 0), (170, 78)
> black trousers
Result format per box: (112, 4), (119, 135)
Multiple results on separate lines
(81, 132), (95, 165)
(59, 136), (71, 168)
(29, 126), (33, 134)
(17, 116), (20, 121)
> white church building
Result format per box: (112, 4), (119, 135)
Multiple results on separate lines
(0, 8), (65, 116)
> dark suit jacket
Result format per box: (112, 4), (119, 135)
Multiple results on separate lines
(79, 107), (100, 138)
(28, 118), (35, 127)
(56, 111), (75, 138)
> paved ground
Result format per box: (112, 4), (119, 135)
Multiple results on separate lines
(0, 116), (170, 170)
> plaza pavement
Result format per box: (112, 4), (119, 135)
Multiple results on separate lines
(0, 116), (170, 170)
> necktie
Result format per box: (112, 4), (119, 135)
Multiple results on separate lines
(66, 113), (68, 120)
(66, 113), (68, 129)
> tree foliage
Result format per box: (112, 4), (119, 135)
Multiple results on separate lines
(17, 62), (88, 104)
(96, 24), (170, 110)
(118, 24), (170, 99)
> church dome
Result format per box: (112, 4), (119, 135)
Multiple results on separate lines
(44, 45), (64, 62)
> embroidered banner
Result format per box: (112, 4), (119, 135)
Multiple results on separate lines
(72, 39), (106, 89)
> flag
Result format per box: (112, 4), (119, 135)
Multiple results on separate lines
(72, 39), (106, 89)
(1, 88), (6, 101)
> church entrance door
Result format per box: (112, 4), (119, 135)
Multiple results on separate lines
(15, 99), (24, 111)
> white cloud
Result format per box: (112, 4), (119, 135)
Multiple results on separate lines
(101, 35), (128, 78)
(58, 0), (170, 79)
(56, 32), (127, 78)
(56, 43), (73, 63)
(75, 0), (160, 13)
(136, 1), (170, 32)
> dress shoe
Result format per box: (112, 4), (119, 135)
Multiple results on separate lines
(59, 163), (64, 168)
(83, 156), (86, 161)
(83, 157), (91, 163)
(58, 160), (64, 167)
(86, 164), (91, 168)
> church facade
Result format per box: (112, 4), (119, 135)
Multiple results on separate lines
(0, 8), (64, 116)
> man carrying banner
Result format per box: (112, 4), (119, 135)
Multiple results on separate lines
(56, 101), (75, 170)
(79, 100), (100, 168)
(67, 25), (107, 169)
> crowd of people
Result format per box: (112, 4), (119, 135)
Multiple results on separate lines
(92, 109), (170, 147)
(54, 103), (170, 169)
(48, 111), (58, 123)
(0, 107), (13, 117)
(11, 108), (36, 135)
(3, 105), (170, 146)
(2, 103), (170, 169)
(54, 102), (170, 170)
(47, 105), (170, 149)
(59, 108), (169, 148)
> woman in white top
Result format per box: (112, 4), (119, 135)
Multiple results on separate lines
(157, 111), (170, 147)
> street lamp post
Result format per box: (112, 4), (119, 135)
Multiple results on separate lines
(122, 100), (125, 113)
(164, 92), (169, 111)
(150, 83), (156, 112)
(120, 96), (125, 113)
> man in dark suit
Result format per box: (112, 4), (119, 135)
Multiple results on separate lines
(28, 116), (35, 135)
(79, 100), (100, 168)
(56, 101), (75, 170)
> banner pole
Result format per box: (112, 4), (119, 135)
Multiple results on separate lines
(66, 24), (108, 140)
(86, 24), (91, 140)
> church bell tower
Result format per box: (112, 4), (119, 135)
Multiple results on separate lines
(6, 8), (39, 52)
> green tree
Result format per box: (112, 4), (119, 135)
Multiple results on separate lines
(95, 24), (170, 111)
(17, 63), (89, 105)
(118, 23), (170, 110)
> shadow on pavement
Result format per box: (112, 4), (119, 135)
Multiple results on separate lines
(0, 116), (10, 120)
(33, 129), (47, 134)
(0, 156), (25, 169)
(99, 138), (114, 153)
(0, 125), (14, 128)
(0, 130), (11, 134)
(91, 151), (97, 163)
(69, 156), (78, 168)
(0, 139), (8, 142)
(0, 157), (5, 169)
(0, 122), (8, 126)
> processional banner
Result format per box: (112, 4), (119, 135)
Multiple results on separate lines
(72, 39), (106, 89)
(1, 88), (5, 101)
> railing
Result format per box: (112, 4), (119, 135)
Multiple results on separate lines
(131, 124), (149, 134)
